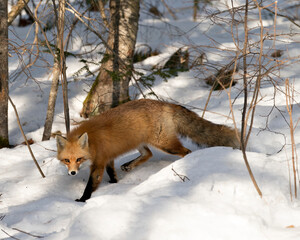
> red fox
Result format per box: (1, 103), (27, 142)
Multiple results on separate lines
(56, 99), (240, 202)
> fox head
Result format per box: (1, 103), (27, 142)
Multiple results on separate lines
(56, 133), (90, 176)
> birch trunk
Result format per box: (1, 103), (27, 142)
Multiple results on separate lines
(81, 0), (140, 117)
(42, 59), (60, 141)
(42, 0), (69, 140)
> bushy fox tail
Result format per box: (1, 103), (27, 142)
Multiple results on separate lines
(173, 105), (240, 149)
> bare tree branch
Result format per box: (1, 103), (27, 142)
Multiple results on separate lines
(8, 96), (45, 178)
(12, 227), (44, 239)
(240, 0), (262, 198)
(172, 166), (190, 182)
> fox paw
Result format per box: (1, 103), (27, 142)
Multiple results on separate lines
(75, 199), (86, 202)
(109, 178), (118, 183)
(121, 164), (132, 172)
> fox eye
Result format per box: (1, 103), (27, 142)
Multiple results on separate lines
(64, 159), (70, 163)
(76, 158), (83, 163)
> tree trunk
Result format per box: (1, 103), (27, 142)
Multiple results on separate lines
(81, 0), (140, 117)
(58, 0), (70, 134)
(0, 0), (9, 148)
(42, 59), (60, 141)
(42, 0), (69, 140)
(193, 0), (198, 22)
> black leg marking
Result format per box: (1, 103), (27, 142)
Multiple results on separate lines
(106, 165), (118, 183)
(76, 175), (93, 202)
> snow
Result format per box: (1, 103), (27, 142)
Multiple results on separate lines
(1, 0), (300, 239)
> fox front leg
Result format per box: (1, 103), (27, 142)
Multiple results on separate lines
(76, 175), (93, 202)
(76, 165), (105, 202)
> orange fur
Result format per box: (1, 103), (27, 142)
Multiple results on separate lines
(56, 99), (240, 201)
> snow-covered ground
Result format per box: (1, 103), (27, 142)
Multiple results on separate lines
(1, 0), (300, 239)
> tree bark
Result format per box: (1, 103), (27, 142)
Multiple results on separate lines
(42, 0), (69, 140)
(0, 0), (9, 148)
(58, 0), (70, 133)
(193, 0), (198, 22)
(42, 59), (60, 141)
(81, 0), (140, 117)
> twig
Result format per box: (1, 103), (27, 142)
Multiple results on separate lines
(286, 148), (293, 201)
(8, 96), (45, 178)
(98, 0), (109, 28)
(1, 229), (20, 240)
(66, 3), (110, 50)
(35, 142), (56, 152)
(201, 80), (215, 118)
(171, 166), (190, 182)
(225, 52), (240, 143)
(241, 0), (262, 198)
(12, 228), (44, 238)
(161, 0), (177, 20)
(23, 1), (55, 58)
(263, 5), (300, 29)
(285, 79), (298, 199)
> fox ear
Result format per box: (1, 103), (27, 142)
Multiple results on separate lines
(78, 132), (88, 149)
(56, 135), (67, 151)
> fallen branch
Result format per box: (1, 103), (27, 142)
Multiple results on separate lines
(12, 227), (44, 238)
(8, 96), (45, 178)
(172, 166), (190, 182)
(1, 229), (20, 240)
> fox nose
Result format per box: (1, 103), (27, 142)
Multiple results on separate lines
(70, 171), (77, 176)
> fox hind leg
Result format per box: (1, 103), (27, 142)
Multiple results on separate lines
(154, 137), (191, 157)
(106, 160), (118, 183)
(121, 138), (191, 173)
(121, 145), (153, 172)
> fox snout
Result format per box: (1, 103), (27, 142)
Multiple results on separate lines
(66, 163), (81, 176)
(60, 160), (81, 176)
(68, 170), (78, 176)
